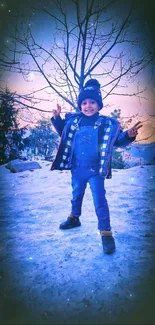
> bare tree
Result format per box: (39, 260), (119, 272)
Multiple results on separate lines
(0, 0), (155, 113)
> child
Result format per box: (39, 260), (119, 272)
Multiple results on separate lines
(51, 79), (142, 254)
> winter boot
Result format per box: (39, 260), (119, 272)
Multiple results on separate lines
(100, 230), (116, 254)
(59, 214), (81, 229)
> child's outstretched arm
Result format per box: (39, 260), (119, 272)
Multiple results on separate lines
(115, 121), (142, 147)
(51, 104), (66, 136)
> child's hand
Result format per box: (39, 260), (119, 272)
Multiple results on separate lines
(127, 121), (142, 138)
(52, 104), (61, 119)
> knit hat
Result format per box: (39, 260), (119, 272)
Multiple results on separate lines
(77, 79), (103, 110)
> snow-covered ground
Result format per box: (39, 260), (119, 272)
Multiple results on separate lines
(0, 162), (155, 324)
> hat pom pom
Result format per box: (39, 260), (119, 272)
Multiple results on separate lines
(84, 79), (101, 90)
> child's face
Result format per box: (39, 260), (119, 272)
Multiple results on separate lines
(81, 98), (99, 116)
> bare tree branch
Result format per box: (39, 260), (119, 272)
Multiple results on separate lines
(1, 0), (154, 116)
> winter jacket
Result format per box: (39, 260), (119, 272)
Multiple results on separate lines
(51, 112), (135, 179)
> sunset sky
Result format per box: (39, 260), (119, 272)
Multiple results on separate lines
(0, 0), (155, 142)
